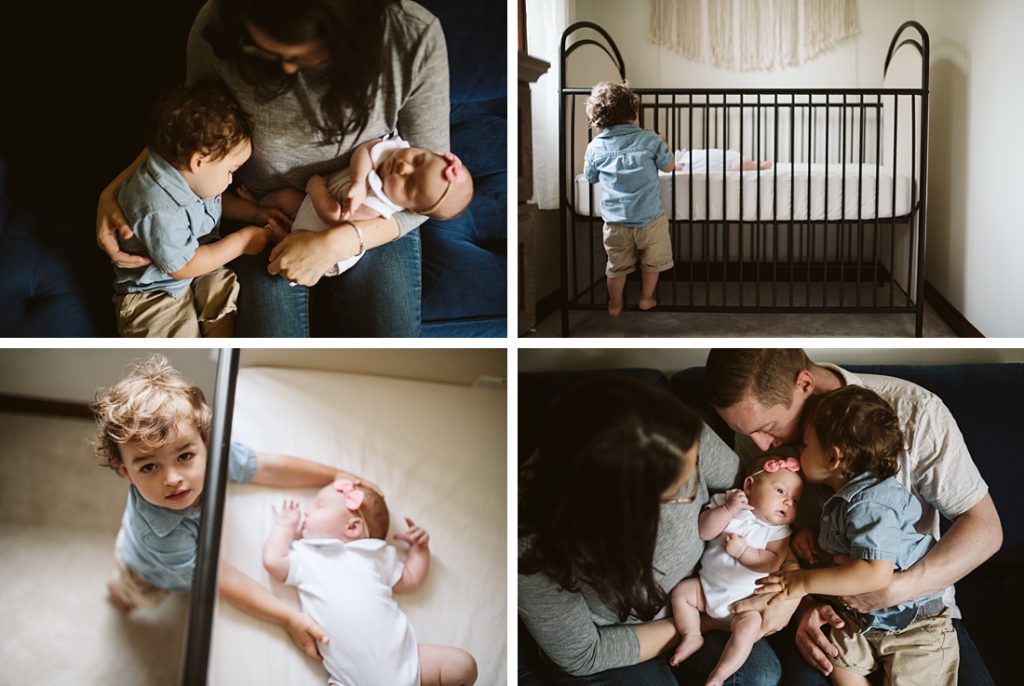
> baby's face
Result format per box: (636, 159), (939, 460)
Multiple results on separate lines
(744, 469), (802, 525)
(301, 484), (360, 540)
(187, 139), (252, 199)
(116, 418), (207, 510)
(378, 146), (451, 214)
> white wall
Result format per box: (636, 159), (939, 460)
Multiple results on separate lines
(913, 0), (1024, 336)
(519, 347), (1024, 373)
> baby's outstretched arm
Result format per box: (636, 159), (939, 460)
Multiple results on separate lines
(392, 517), (430, 594)
(263, 499), (302, 583)
(339, 137), (380, 220)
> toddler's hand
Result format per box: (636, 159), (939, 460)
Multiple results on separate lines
(239, 225), (273, 255)
(256, 205), (294, 230)
(340, 183), (367, 220)
(273, 499), (303, 533)
(393, 517), (430, 549)
(725, 490), (752, 515)
(723, 533), (748, 559)
(756, 569), (810, 605)
(792, 528), (822, 564)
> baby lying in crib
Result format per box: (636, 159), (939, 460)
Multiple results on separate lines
(263, 480), (478, 686)
(673, 148), (772, 172)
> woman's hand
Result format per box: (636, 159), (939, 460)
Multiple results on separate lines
(267, 226), (358, 287)
(97, 189), (151, 268)
(285, 611), (329, 661)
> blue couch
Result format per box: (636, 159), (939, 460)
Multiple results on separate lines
(0, 0), (505, 337)
(519, 363), (1024, 685)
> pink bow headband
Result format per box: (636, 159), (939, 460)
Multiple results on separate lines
(333, 479), (365, 511)
(752, 457), (801, 477)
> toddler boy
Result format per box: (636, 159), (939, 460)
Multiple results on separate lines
(112, 81), (288, 337)
(583, 81), (675, 316)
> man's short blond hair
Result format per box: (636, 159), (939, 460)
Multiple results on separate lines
(92, 354), (211, 471)
(585, 81), (640, 129)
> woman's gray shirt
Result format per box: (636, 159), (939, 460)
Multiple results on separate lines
(185, 0), (450, 237)
(518, 424), (741, 676)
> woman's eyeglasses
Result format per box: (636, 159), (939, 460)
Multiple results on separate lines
(665, 471), (702, 505)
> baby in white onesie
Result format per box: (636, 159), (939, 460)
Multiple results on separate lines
(669, 455), (803, 686)
(673, 148), (772, 173)
(263, 479), (478, 686)
(251, 133), (475, 277)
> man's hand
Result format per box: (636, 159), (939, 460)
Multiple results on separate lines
(724, 533), (749, 559)
(793, 601), (845, 676)
(285, 611), (329, 661)
(756, 569), (810, 604)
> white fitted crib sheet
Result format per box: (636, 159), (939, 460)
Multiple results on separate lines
(574, 163), (914, 221)
(209, 366), (506, 685)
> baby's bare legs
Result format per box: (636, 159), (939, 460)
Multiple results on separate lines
(306, 174), (343, 224)
(705, 610), (762, 686)
(639, 271), (660, 310)
(669, 577), (706, 666)
(418, 644), (478, 686)
(258, 187), (306, 220)
(829, 667), (870, 686)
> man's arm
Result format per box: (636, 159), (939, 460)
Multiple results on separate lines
(217, 560), (328, 661)
(252, 451), (380, 494)
(843, 494), (1002, 612)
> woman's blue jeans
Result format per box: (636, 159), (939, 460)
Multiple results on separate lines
(230, 230), (422, 337)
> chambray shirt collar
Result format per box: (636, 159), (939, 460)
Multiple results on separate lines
(128, 484), (200, 537)
(146, 152), (203, 208)
(595, 124), (641, 139)
(826, 471), (882, 506)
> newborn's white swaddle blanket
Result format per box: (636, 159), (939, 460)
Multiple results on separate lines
(286, 537), (420, 686)
(292, 135), (411, 277)
(674, 148), (741, 172)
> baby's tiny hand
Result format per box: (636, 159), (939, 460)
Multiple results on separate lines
(274, 499), (303, 532)
(340, 183), (367, 220)
(724, 533), (748, 559)
(393, 517), (430, 549)
(725, 490), (752, 514)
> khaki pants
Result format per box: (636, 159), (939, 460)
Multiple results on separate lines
(114, 267), (239, 337)
(831, 606), (959, 685)
(109, 528), (169, 609)
(602, 214), (673, 278)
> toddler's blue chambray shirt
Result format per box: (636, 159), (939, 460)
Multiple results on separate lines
(583, 125), (672, 227)
(118, 441), (257, 592)
(113, 152), (224, 298)
(818, 472), (943, 632)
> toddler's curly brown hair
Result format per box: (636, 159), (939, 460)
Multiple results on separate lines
(801, 385), (904, 480)
(147, 81), (252, 170)
(585, 81), (640, 129)
(92, 354), (211, 471)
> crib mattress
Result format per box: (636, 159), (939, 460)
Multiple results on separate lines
(573, 163), (914, 221)
(210, 367), (506, 685)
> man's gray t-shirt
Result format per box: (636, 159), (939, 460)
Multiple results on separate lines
(518, 424), (741, 676)
(185, 0), (449, 238)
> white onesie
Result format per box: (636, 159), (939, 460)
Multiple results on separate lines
(698, 490), (791, 620)
(286, 537), (420, 686)
(291, 134), (411, 277)
(673, 148), (741, 172)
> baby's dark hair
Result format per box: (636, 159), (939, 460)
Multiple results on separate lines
(802, 386), (903, 480)
(147, 81), (252, 170)
(585, 81), (640, 129)
(360, 488), (390, 539)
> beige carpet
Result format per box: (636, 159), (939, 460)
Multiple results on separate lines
(0, 412), (186, 686)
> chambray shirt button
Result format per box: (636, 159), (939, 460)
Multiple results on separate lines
(823, 515), (829, 522)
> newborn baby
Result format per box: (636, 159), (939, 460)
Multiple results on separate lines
(673, 148), (772, 172)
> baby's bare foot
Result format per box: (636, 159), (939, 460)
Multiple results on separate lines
(670, 634), (704, 666)
(638, 296), (657, 310)
(106, 580), (136, 614)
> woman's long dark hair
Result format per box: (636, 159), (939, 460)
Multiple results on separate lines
(204, 0), (396, 145)
(519, 376), (703, 622)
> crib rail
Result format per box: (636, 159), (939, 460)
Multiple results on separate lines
(557, 21), (930, 336)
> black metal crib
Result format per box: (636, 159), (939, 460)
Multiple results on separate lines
(557, 21), (930, 336)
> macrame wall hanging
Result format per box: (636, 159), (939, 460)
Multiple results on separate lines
(649, 0), (858, 71)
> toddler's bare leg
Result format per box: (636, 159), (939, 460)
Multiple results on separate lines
(639, 271), (659, 310)
(829, 667), (870, 686)
(669, 578), (706, 666)
(258, 187), (306, 219)
(607, 275), (626, 316)
(705, 610), (762, 686)
(306, 174), (343, 224)
(418, 644), (478, 686)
